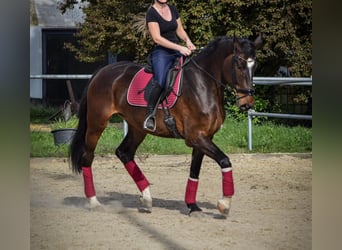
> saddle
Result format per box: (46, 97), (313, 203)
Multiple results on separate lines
(127, 56), (184, 138)
(143, 55), (183, 103)
(127, 56), (183, 106)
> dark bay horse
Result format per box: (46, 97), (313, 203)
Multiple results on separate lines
(70, 35), (262, 216)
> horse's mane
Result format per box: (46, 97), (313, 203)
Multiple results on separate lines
(195, 36), (230, 59)
(194, 36), (256, 60)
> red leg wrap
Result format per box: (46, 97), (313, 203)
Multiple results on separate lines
(185, 178), (199, 204)
(124, 161), (149, 192)
(82, 167), (96, 198)
(222, 168), (234, 196)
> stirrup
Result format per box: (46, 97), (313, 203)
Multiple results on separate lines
(143, 114), (156, 132)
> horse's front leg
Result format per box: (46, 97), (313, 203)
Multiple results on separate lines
(189, 137), (234, 217)
(209, 144), (234, 216)
(185, 148), (204, 216)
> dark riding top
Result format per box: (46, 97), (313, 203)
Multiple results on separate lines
(146, 5), (180, 44)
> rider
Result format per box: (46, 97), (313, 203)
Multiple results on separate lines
(144, 0), (196, 132)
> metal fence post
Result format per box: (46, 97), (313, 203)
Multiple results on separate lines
(248, 109), (253, 151)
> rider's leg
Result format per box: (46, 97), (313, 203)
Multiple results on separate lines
(143, 80), (163, 131)
(143, 47), (176, 132)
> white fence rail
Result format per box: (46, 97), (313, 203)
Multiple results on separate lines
(247, 110), (312, 151)
(253, 77), (312, 86)
(247, 77), (312, 151)
(30, 75), (312, 149)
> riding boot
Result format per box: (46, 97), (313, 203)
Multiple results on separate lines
(143, 82), (163, 132)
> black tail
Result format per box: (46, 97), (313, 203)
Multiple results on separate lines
(69, 70), (101, 173)
(69, 94), (87, 174)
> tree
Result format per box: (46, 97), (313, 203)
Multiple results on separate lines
(59, 0), (312, 76)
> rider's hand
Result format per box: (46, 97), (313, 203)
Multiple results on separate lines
(186, 40), (196, 51)
(179, 46), (192, 56)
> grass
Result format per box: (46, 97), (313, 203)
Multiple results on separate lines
(30, 118), (312, 157)
(30, 104), (60, 124)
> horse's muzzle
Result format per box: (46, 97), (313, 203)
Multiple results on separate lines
(239, 102), (254, 111)
(236, 88), (254, 111)
(238, 95), (254, 111)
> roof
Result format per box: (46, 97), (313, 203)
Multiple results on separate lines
(32, 0), (86, 28)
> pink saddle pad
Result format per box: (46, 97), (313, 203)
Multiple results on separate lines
(127, 65), (182, 109)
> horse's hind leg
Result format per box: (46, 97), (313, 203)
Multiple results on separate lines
(81, 113), (110, 209)
(115, 126), (152, 212)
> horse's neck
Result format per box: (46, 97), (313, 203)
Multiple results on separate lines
(184, 60), (226, 106)
(191, 53), (226, 88)
(187, 52), (228, 108)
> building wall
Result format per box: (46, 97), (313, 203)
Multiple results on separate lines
(30, 26), (42, 99)
(30, 0), (87, 102)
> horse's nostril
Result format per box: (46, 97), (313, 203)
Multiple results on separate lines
(239, 103), (253, 111)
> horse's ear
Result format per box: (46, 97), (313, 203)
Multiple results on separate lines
(233, 32), (240, 50)
(254, 33), (263, 50)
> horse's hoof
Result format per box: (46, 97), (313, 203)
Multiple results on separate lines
(187, 203), (203, 217)
(88, 196), (104, 211)
(139, 196), (152, 213)
(217, 197), (232, 216)
(89, 205), (106, 212)
(189, 210), (205, 218)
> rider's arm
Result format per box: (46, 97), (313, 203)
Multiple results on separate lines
(175, 18), (196, 51)
(148, 21), (192, 56)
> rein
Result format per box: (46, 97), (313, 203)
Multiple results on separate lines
(154, 44), (255, 101)
(185, 53), (255, 99)
(187, 57), (230, 90)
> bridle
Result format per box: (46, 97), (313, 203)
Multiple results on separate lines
(232, 47), (256, 100)
(187, 48), (255, 101)
(234, 56), (256, 100)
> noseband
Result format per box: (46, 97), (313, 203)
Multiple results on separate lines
(236, 87), (255, 100)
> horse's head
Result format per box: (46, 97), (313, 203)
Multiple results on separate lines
(223, 35), (263, 111)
